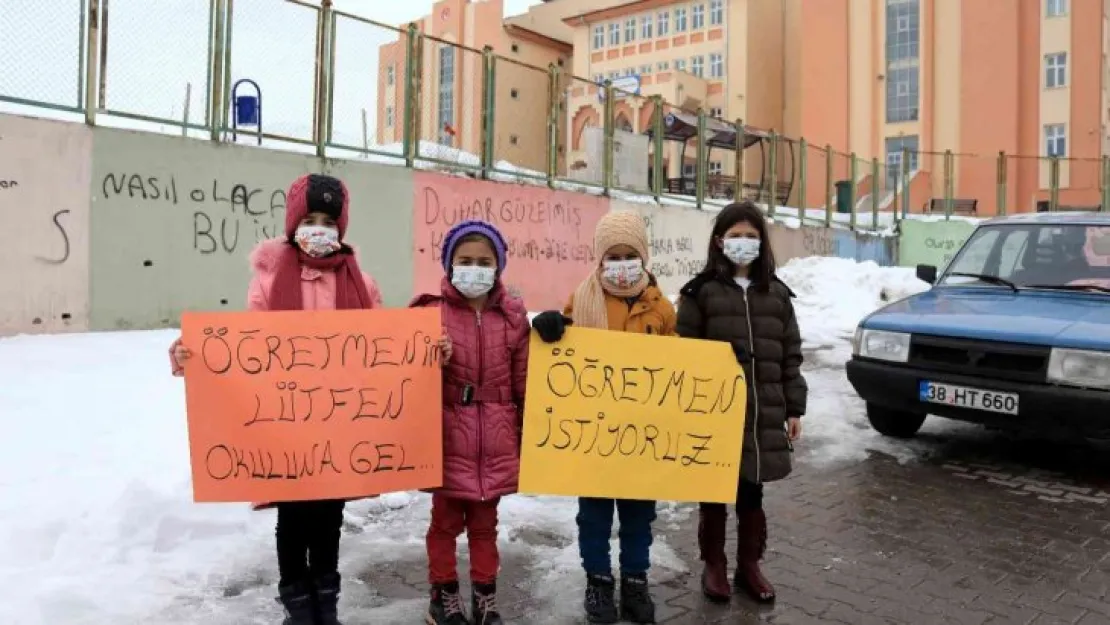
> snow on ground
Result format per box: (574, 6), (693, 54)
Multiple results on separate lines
(0, 257), (953, 624)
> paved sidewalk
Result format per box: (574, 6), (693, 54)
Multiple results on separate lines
(363, 431), (1110, 624)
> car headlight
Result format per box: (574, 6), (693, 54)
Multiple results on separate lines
(853, 328), (911, 363)
(1047, 348), (1110, 390)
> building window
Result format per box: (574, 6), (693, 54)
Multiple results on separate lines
(593, 74), (603, 84)
(691, 55), (704, 77)
(710, 0), (724, 25)
(609, 23), (620, 46)
(511, 88), (519, 99)
(593, 25), (605, 49)
(386, 65), (395, 86)
(709, 53), (723, 78)
(657, 60), (670, 71)
(609, 71), (620, 79)
(884, 135), (920, 189)
(1047, 0), (1067, 17)
(626, 18), (637, 42)
(510, 135), (519, 146)
(675, 58), (687, 72)
(642, 14), (653, 38)
(709, 161), (723, 176)
(675, 7), (688, 32)
(386, 105), (394, 127)
(624, 67), (636, 77)
(511, 43), (519, 53)
(641, 64), (652, 75)
(885, 0), (920, 123)
(437, 46), (455, 145)
(693, 4), (705, 29)
(658, 11), (670, 36)
(1045, 52), (1067, 88)
(709, 106), (723, 118)
(1045, 124), (1067, 157)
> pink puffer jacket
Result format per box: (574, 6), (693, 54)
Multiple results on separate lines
(169, 238), (382, 509)
(410, 278), (530, 501)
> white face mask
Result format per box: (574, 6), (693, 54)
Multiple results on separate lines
(723, 237), (761, 266)
(451, 265), (496, 299)
(601, 259), (644, 290)
(294, 225), (341, 258)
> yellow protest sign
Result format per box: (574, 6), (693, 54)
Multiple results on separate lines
(519, 327), (747, 503)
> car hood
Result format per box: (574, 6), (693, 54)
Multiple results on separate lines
(864, 287), (1110, 350)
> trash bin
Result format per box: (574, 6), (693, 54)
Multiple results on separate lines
(835, 180), (853, 213)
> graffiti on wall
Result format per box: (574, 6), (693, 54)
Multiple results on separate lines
(100, 173), (286, 255)
(0, 115), (92, 334)
(898, 220), (977, 269)
(629, 204), (713, 295)
(413, 173), (608, 310)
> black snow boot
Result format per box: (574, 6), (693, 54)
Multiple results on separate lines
(427, 581), (471, 625)
(583, 573), (619, 624)
(471, 582), (504, 625)
(314, 572), (343, 625)
(277, 580), (316, 625)
(620, 573), (656, 623)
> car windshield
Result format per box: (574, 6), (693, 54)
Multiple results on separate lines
(938, 223), (1110, 292)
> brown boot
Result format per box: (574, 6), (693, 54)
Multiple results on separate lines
(697, 504), (730, 603)
(734, 509), (775, 603)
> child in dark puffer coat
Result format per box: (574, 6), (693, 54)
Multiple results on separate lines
(410, 220), (530, 625)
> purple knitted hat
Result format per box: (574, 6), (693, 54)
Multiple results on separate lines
(441, 220), (509, 273)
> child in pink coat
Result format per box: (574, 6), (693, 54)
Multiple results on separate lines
(169, 173), (381, 625)
(409, 220), (529, 625)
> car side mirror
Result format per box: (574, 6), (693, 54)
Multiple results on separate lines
(916, 264), (938, 285)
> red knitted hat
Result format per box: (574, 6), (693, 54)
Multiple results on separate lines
(284, 174), (350, 239)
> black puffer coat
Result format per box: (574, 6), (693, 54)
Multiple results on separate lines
(676, 274), (807, 483)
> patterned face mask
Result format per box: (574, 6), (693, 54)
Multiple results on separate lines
(723, 237), (761, 266)
(601, 259), (644, 290)
(451, 265), (496, 299)
(294, 225), (341, 258)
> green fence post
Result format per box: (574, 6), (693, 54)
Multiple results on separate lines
(848, 152), (857, 231)
(696, 109), (708, 208)
(943, 149), (954, 219)
(546, 63), (559, 188)
(871, 157), (880, 230)
(480, 47), (496, 179)
(1049, 157), (1060, 212)
(901, 147), (911, 219)
(997, 151), (1008, 216)
(85, 0), (102, 125)
(733, 119), (746, 202)
(768, 132), (778, 219)
(1102, 156), (1110, 212)
(402, 24), (420, 168)
(824, 144), (833, 227)
(602, 81), (615, 195)
(314, 0), (334, 158)
(651, 95), (664, 201)
(798, 138), (808, 226)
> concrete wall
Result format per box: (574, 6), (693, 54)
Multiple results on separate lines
(897, 219), (977, 269)
(0, 115), (92, 334)
(613, 199), (715, 297)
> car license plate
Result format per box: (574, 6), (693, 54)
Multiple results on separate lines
(918, 381), (1019, 415)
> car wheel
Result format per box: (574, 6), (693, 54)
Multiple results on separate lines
(866, 404), (927, 439)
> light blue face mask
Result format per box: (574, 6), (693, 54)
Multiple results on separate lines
(723, 238), (761, 265)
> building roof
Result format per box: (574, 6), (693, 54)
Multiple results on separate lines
(563, 0), (676, 26)
(505, 0), (629, 42)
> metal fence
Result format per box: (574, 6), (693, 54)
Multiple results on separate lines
(2, 0), (1108, 229)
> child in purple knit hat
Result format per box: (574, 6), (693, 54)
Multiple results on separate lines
(410, 220), (529, 625)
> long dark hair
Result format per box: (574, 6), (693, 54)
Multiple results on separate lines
(697, 200), (777, 291)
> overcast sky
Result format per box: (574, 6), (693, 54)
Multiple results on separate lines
(0, 0), (543, 149)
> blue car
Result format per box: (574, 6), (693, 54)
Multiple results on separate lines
(846, 212), (1110, 441)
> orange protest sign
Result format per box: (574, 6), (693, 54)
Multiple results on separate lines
(181, 308), (444, 503)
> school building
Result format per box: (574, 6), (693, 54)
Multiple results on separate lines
(379, 0), (1110, 214)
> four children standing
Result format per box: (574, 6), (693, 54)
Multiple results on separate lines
(170, 171), (807, 625)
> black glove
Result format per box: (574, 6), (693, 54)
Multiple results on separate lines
(532, 311), (572, 343)
(731, 341), (751, 364)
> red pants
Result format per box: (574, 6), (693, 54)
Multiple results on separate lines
(426, 494), (501, 584)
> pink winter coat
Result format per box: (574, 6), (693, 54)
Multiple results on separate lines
(169, 238), (382, 509)
(410, 278), (530, 502)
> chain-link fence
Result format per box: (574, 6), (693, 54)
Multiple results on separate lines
(0, 0), (84, 111)
(411, 36), (482, 173)
(608, 87), (653, 195)
(328, 11), (405, 162)
(562, 74), (603, 189)
(226, 0), (317, 145)
(100, 0), (211, 131)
